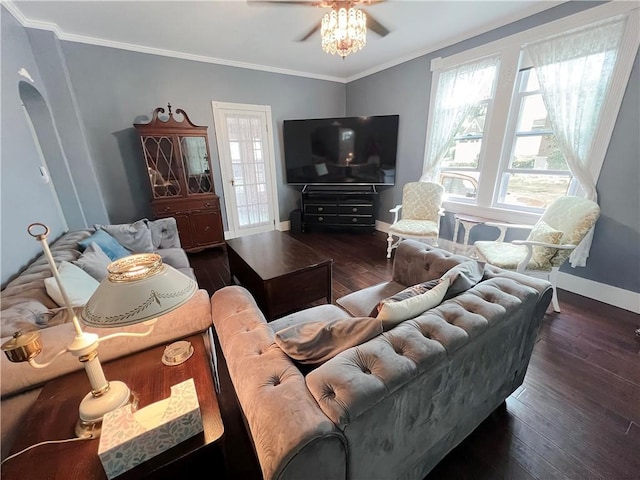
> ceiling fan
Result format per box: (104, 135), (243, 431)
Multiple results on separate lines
(248, 0), (390, 57)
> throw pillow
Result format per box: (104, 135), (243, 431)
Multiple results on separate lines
(72, 242), (112, 281)
(44, 261), (100, 308)
(146, 218), (181, 250)
(78, 230), (130, 261)
(527, 221), (563, 266)
(442, 260), (485, 300)
(95, 220), (154, 253)
(275, 317), (383, 366)
(372, 279), (450, 327)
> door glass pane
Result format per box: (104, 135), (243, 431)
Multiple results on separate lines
(225, 113), (270, 229)
(179, 136), (214, 194)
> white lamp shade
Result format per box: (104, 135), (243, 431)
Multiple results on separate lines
(82, 254), (197, 328)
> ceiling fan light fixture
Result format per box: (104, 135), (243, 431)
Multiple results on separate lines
(321, 6), (367, 58)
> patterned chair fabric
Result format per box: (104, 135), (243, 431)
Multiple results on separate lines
(387, 182), (444, 258)
(474, 195), (600, 312)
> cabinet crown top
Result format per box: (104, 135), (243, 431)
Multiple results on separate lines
(134, 104), (206, 131)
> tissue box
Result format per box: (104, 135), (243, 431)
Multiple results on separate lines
(98, 378), (203, 479)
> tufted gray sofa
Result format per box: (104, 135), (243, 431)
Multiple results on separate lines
(0, 218), (212, 460)
(211, 240), (553, 480)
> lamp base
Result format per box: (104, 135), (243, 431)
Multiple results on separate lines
(75, 380), (138, 438)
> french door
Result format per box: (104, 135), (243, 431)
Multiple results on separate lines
(211, 102), (279, 238)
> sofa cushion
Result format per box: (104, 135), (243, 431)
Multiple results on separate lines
(275, 317), (383, 366)
(157, 248), (190, 270)
(72, 242), (111, 281)
(372, 279), (450, 328)
(78, 230), (130, 261)
(95, 220), (154, 253)
(442, 260), (485, 300)
(44, 261), (99, 307)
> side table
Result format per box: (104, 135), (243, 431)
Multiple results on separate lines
(1, 331), (226, 480)
(453, 214), (509, 258)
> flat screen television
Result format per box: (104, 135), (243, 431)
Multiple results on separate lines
(283, 114), (399, 185)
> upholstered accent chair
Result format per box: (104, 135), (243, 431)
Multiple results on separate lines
(386, 181), (445, 259)
(474, 195), (600, 312)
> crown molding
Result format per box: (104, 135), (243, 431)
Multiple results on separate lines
(2, 0), (346, 84)
(346, 0), (566, 82)
(5, 0), (574, 85)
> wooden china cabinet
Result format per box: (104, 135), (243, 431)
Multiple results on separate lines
(134, 104), (224, 252)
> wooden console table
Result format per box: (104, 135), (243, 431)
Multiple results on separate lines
(2, 332), (225, 480)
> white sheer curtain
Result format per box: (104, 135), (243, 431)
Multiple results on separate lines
(421, 55), (499, 182)
(526, 16), (627, 267)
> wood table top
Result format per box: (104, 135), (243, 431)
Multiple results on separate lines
(225, 230), (332, 280)
(2, 332), (223, 480)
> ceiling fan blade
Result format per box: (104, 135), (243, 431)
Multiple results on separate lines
(246, 0), (324, 6)
(364, 11), (390, 37)
(297, 22), (321, 42)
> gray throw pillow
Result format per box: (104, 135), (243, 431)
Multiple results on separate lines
(146, 217), (181, 250)
(275, 317), (383, 366)
(96, 220), (154, 253)
(73, 242), (112, 281)
(442, 260), (485, 300)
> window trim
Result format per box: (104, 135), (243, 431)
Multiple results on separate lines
(424, 2), (640, 224)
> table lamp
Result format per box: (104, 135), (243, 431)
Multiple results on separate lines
(1, 223), (197, 438)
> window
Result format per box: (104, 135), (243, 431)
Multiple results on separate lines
(496, 68), (572, 210)
(422, 2), (639, 222)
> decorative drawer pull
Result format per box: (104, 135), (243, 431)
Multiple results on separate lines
(352, 218), (358, 223)
(318, 207), (324, 212)
(352, 207), (358, 212)
(318, 217), (324, 222)
(164, 206), (171, 212)
(205, 202), (211, 207)
(204, 226), (211, 231)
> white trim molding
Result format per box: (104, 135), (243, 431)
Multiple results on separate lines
(556, 273), (640, 314)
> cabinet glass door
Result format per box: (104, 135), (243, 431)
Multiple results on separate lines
(141, 136), (182, 198)
(179, 136), (214, 195)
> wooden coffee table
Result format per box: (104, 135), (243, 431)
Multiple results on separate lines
(226, 231), (333, 320)
(1, 331), (225, 480)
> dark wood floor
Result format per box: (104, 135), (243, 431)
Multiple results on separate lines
(189, 230), (640, 480)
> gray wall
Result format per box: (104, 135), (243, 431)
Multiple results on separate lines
(1, 8), (68, 286)
(346, 1), (640, 294)
(59, 42), (346, 226)
(2, 2), (638, 295)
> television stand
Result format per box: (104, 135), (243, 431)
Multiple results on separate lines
(301, 185), (378, 233)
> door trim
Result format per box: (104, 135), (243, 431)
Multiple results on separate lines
(211, 101), (280, 239)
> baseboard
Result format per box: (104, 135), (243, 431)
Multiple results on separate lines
(556, 272), (640, 314)
(376, 220), (639, 313)
(278, 220), (290, 231)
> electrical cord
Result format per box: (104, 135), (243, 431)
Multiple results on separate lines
(0, 434), (93, 465)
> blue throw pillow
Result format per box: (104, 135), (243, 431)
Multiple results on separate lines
(78, 230), (130, 261)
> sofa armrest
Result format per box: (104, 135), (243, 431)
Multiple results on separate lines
(211, 286), (346, 480)
(1, 289), (212, 398)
